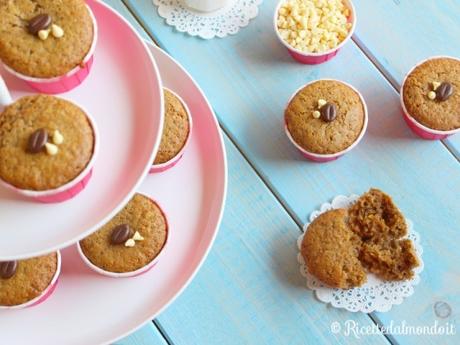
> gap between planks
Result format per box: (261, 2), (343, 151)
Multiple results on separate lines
(119, 2), (398, 345)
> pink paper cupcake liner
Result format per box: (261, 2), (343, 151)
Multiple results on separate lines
(284, 79), (368, 162)
(77, 194), (169, 278)
(274, 0), (356, 65)
(2, 4), (98, 94)
(150, 88), (193, 173)
(0, 101), (100, 203)
(400, 56), (460, 140)
(0, 251), (61, 310)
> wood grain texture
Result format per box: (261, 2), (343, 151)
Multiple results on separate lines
(156, 135), (389, 345)
(352, 0), (460, 157)
(125, 1), (460, 344)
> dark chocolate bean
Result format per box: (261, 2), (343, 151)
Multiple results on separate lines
(436, 82), (454, 102)
(28, 14), (52, 35)
(111, 224), (131, 245)
(320, 102), (337, 122)
(27, 129), (48, 153)
(0, 261), (18, 279)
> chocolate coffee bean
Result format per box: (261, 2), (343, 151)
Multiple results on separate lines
(0, 261), (18, 279)
(27, 129), (48, 153)
(28, 14), (52, 35)
(436, 82), (454, 102)
(111, 224), (131, 245)
(320, 102), (337, 122)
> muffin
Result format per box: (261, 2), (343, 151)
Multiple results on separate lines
(79, 193), (168, 276)
(153, 88), (191, 168)
(285, 79), (366, 156)
(301, 189), (419, 289)
(0, 252), (60, 308)
(0, 95), (96, 192)
(301, 209), (367, 289)
(0, 0), (94, 79)
(402, 57), (460, 131)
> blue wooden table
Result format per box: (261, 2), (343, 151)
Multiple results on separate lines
(102, 1), (460, 344)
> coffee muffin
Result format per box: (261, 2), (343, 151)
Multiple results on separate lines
(301, 189), (419, 289)
(285, 80), (366, 155)
(301, 209), (367, 289)
(154, 89), (191, 165)
(0, 0), (94, 78)
(0, 252), (59, 307)
(402, 57), (460, 131)
(0, 95), (95, 191)
(79, 193), (168, 275)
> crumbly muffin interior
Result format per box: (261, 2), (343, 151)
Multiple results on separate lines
(302, 189), (419, 289)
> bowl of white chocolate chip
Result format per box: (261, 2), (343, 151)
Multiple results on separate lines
(274, 0), (356, 64)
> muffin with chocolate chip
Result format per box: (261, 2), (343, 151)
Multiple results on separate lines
(0, 94), (96, 191)
(78, 193), (168, 276)
(0, 252), (60, 308)
(402, 57), (460, 131)
(285, 79), (366, 155)
(153, 88), (191, 167)
(0, 0), (95, 79)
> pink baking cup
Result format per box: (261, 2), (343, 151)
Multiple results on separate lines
(77, 194), (169, 278)
(400, 56), (460, 140)
(274, 0), (356, 64)
(0, 251), (61, 310)
(2, 5), (98, 94)
(150, 88), (193, 173)
(0, 100), (100, 203)
(284, 79), (368, 162)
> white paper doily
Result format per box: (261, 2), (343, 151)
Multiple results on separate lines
(297, 195), (424, 313)
(152, 0), (262, 39)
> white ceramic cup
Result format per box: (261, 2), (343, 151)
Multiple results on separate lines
(184, 0), (233, 12)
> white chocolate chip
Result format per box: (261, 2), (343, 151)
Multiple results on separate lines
(312, 110), (321, 119)
(432, 81), (441, 90)
(318, 99), (327, 108)
(52, 130), (64, 145)
(45, 143), (58, 156)
(125, 238), (136, 247)
(38, 29), (50, 41)
(132, 231), (144, 241)
(51, 24), (64, 38)
(427, 91), (436, 100)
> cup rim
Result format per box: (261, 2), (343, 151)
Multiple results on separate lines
(0, 250), (61, 310)
(400, 55), (460, 136)
(2, 4), (98, 83)
(76, 193), (170, 278)
(0, 96), (100, 198)
(284, 78), (368, 159)
(273, 0), (357, 57)
(151, 87), (193, 170)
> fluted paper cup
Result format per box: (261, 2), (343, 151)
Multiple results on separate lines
(77, 194), (169, 278)
(274, 0), (356, 64)
(2, 5), (98, 94)
(150, 88), (193, 173)
(0, 100), (99, 203)
(0, 251), (61, 310)
(284, 79), (368, 162)
(400, 56), (460, 140)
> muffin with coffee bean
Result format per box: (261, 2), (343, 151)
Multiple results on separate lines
(0, 0), (95, 79)
(0, 94), (95, 192)
(78, 193), (168, 276)
(285, 79), (366, 155)
(402, 57), (460, 131)
(0, 252), (60, 308)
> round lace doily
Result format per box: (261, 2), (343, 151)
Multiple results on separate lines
(152, 0), (262, 39)
(297, 195), (424, 313)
